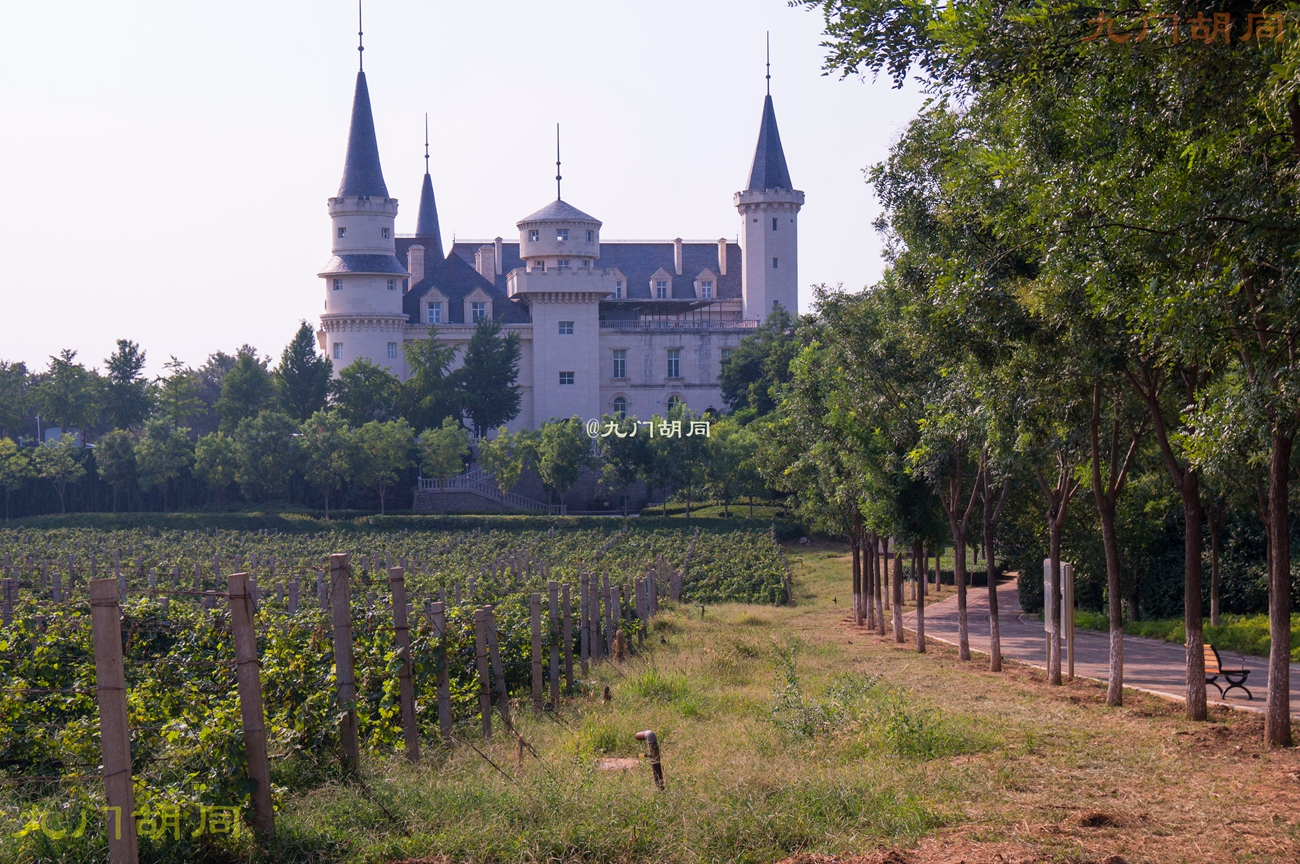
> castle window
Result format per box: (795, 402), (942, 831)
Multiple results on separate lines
(721, 347), (733, 365)
(613, 349), (626, 379)
(666, 348), (681, 379)
(772, 217), (778, 231)
(773, 257), (779, 269)
(333, 343), (343, 360)
(667, 395), (682, 410)
(558, 321), (574, 335)
(557, 259), (570, 268)
(427, 304), (441, 324)
(333, 279), (343, 291)
(615, 281), (624, 298)
(581, 259), (589, 268)
(559, 371), (575, 386)
(337, 227), (347, 238)
(529, 229), (540, 242)
(613, 396), (627, 419)
(382, 227), (390, 239)
(534, 260), (545, 271)
(471, 302), (487, 322)
(387, 342), (397, 359)
(387, 279), (396, 291)
(701, 280), (713, 299)
(586, 229), (594, 242)
(655, 280), (668, 299)
(557, 228), (569, 242)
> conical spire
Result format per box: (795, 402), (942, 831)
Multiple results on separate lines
(415, 172), (444, 260)
(745, 94), (793, 192)
(337, 71), (390, 198)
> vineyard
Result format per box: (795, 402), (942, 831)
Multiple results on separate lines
(0, 524), (788, 861)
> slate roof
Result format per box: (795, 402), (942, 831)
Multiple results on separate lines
(518, 199), (601, 225)
(318, 253), (408, 276)
(746, 94), (793, 192)
(337, 71), (390, 198)
(396, 242), (530, 325)
(414, 172), (444, 259)
(447, 240), (742, 302)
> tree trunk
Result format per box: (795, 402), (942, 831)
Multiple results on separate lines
(1209, 503), (1222, 627)
(874, 535), (885, 636)
(952, 526), (970, 661)
(892, 552), (904, 643)
(865, 532), (876, 630)
(915, 541), (926, 653)
(324, 488), (330, 521)
(1181, 480), (1206, 721)
(983, 471), (1002, 673)
(1048, 515), (1063, 686)
(1098, 493), (1124, 706)
(112, 484), (119, 513)
(1266, 431), (1293, 747)
(851, 514), (862, 627)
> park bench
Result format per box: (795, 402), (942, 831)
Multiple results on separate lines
(1202, 643), (1252, 701)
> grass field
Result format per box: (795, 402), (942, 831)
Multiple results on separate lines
(4, 540), (1299, 863)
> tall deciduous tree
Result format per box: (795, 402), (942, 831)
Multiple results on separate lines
(0, 438), (33, 520)
(720, 305), (801, 417)
(418, 417), (470, 515)
(33, 438), (85, 513)
(194, 431), (238, 505)
(457, 318), (522, 436)
(0, 361), (29, 441)
(300, 409), (355, 519)
(135, 419), (193, 512)
(95, 428), (136, 512)
(331, 359), (402, 427)
(233, 411), (300, 506)
(479, 426), (529, 514)
(403, 329), (460, 433)
(34, 350), (100, 434)
(275, 322), (332, 422)
(356, 419), (414, 515)
(103, 340), (152, 430)
(216, 349), (274, 433)
(537, 417), (590, 513)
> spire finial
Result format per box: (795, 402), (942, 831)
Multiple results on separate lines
(424, 113), (430, 175)
(358, 1), (364, 70)
(766, 31), (771, 95)
(555, 123), (562, 201)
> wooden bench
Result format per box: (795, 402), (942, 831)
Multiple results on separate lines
(1203, 644), (1252, 701)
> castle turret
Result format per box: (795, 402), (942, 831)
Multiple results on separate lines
(735, 91), (803, 321)
(413, 115), (445, 261)
(318, 68), (408, 376)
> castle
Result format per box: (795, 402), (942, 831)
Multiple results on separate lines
(317, 49), (803, 432)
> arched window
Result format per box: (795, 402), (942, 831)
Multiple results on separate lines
(666, 394), (682, 411)
(613, 396), (628, 420)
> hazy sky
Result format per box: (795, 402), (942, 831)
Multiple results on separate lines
(1, 1), (923, 377)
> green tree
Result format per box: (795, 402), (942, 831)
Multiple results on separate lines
(275, 321), (332, 422)
(32, 438), (85, 513)
(478, 426), (528, 514)
(0, 361), (30, 441)
(331, 359), (402, 427)
(156, 357), (204, 429)
(215, 349), (274, 432)
(457, 318), (522, 435)
(95, 428), (136, 512)
(355, 419), (414, 515)
(300, 409), (355, 518)
(194, 431), (238, 505)
(103, 339), (152, 429)
(0, 438), (34, 520)
(135, 419), (193, 512)
(720, 305), (801, 416)
(537, 417), (590, 514)
(233, 411), (301, 506)
(418, 417), (471, 515)
(33, 350), (100, 434)
(702, 417), (757, 518)
(403, 328), (460, 433)
(596, 417), (654, 518)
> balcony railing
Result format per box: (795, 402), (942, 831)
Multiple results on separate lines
(599, 319), (758, 330)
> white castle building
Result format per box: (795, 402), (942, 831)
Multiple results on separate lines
(317, 59), (803, 430)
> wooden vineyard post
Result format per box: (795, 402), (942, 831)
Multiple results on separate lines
(604, 582), (615, 659)
(588, 577), (601, 664)
(473, 609), (492, 739)
(562, 583), (573, 689)
(430, 601), (453, 741)
(227, 573), (275, 837)
(288, 576), (299, 614)
(52, 569), (63, 604)
(329, 553), (361, 774)
(388, 568), (419, 765)
(2, 578), (12, 627)
(548, 581), (560, 704)
(484, 606), (512, 726)
(530, 593), (544, 711)
(89, 578), (138, 864)
(579, 576), (590, 672)
(636, 579), (645, 645)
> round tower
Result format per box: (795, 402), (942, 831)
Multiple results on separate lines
(516, 199), (602, 272)
(318, 69), (408, 376)
(735, 93), (803, 321)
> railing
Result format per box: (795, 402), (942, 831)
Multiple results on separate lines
(417, 473), (556, 513)
(599, 319), (759, 330)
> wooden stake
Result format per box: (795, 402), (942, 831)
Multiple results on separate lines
(484, 606), (512, 727)
(227, 573), (275, 837)
(548, 581), (560, 704)
(89, 578), (138, 864)
(562, 583), (573, 689)
(329, 553), (361, 774)
(430, 601), (452, 741)
(530, 593), (544, 711)
(579, 575), (590, 673)
(388, 568), (419, 765)
(473, 608), (492, 739)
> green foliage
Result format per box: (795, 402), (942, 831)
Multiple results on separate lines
(479, 427), (528, 508)
(0, 360), (29, 440)
(193, 431), (237, 498)
(32, 439), (85, 513)
(719, 304), (801, 416)
(456, 318), (521, 434)
(94, 429), (136, 512)
(299, 409), (355, 518)
(402, 329), (459, 433)
(274, 321), (332, 422)
(354, 419), (414, 515)
(330, 358), (402, 427)
(33, 350), (100, 432)
(536, 418), (590, 508)
(135, 420), (193, 512)
(233, 411), (300, 504)
(102, 339), (152, 430)
(215, 350), (274, 433)
(0, 437), (34, 520)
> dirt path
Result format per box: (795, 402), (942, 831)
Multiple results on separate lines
(901, 577), (1300, 717)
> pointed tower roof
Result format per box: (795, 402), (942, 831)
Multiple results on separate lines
(337, 71), (390, 198)
(414, 173), (444, 259)
(745, 94), (793, 192)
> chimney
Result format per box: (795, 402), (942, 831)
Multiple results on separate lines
(475, 245), (497, 282)
(674, 237), (683, 276)
(494, 237), (504, 275)
(407, 244), (425, 285)
(717, 238), (727, 276)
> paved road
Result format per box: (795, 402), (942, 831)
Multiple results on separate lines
(900, 578), (1300, 717)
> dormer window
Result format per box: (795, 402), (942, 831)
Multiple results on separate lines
(655, 280), (668, 299)
(701, 280), (713, 299)
(529, 229), (540, 242)
(471, 302), (487, 322)
(337, 227), (346, 238)
(382, 227), (390, 239)
(585, 230), (594, 242)
(615, 281), (624, 299)
(427, 304), (442, 324)
(557, 228), (569, 242)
